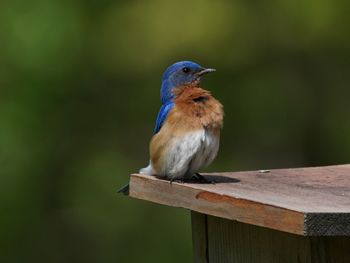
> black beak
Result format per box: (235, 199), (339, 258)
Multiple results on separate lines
(196, 68), (216, 77)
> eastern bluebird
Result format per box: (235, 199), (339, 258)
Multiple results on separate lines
(118, 61), (223, 194)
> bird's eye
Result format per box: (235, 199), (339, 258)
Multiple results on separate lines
(182, 67), (190, 73)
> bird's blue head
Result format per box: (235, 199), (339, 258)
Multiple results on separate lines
(160, 61), (216, 104)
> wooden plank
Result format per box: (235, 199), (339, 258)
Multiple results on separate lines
(192, 214), (350, 263)
(129, 172), (305, 235)
(129, 164), (350, 236)
(191, 211), (208, 263)
(321, 237), (350, 263)
(206, 215), (310, 263)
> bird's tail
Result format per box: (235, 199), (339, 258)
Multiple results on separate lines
(117, 183), (130, 195)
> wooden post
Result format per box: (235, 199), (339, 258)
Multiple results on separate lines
(128, 164), (350, 262)
(191, 211), (350, 263)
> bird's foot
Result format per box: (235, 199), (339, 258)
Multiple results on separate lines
(192, 173), (216, 184)
(169, 177), (185, 184)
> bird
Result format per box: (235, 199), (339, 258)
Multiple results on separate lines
(118, 61), (223, 195)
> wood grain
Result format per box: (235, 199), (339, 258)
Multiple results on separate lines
(191, 212), (350, 263)
(191, 211), (209, 263)
(206, 213), (310, 263)
(129, 164), (350, 236)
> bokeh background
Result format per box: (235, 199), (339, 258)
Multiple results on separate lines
(1, 0), (350, 262)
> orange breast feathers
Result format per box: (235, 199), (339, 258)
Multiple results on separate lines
(170, 85), (224, 131)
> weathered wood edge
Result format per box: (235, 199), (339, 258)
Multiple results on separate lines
(304, 213), (350, 236)
(129, 174), (306, 235)
(129, 173), (350, 236)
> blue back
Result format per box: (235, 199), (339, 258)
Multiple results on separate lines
(153, 101), (174, 134)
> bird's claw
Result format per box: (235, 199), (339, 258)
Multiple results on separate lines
(170, 178), (185, 184)
(169, 173), (216, 184)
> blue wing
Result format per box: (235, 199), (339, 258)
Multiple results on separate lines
(153, 102), (174, 134)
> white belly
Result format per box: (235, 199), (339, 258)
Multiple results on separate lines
(187, 129), (220, 176)
(146, 128), (220, 180)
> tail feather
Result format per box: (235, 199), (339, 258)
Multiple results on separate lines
(118, 164), (153, 196)
(117, 183), (129, 195)
(139, 163), (154, 175)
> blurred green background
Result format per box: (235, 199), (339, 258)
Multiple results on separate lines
(1, 0), (350, 262)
